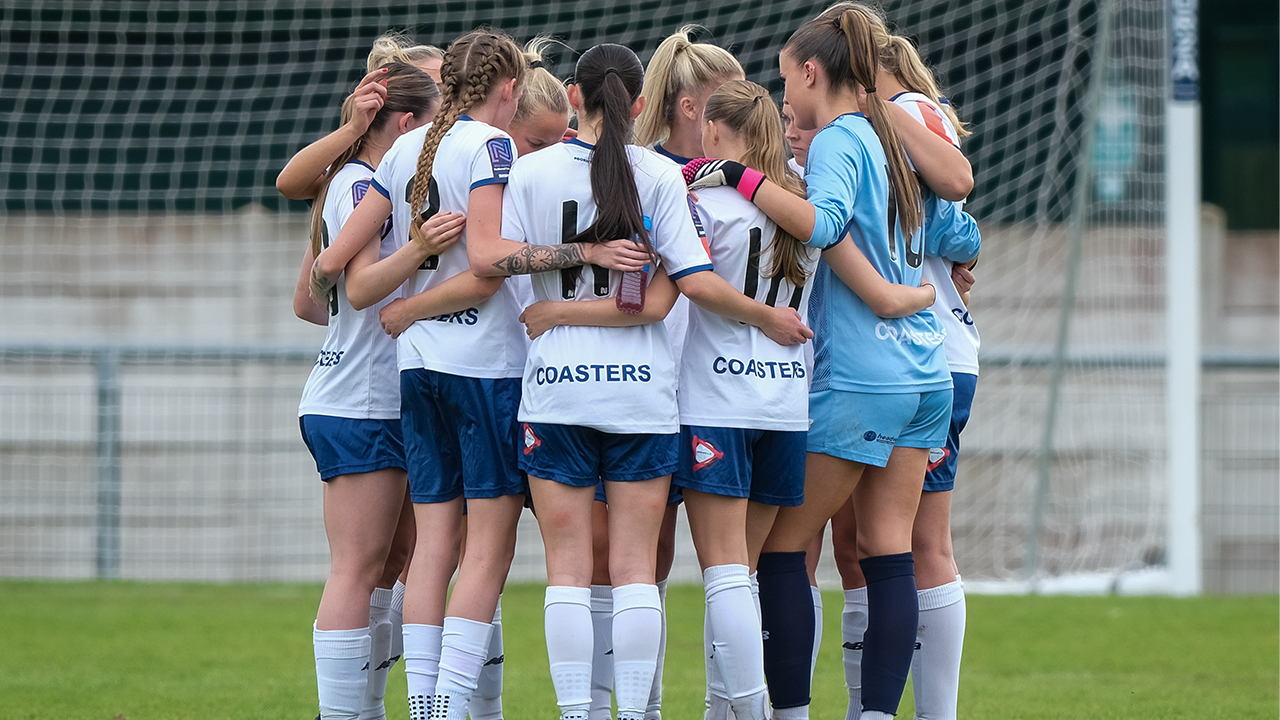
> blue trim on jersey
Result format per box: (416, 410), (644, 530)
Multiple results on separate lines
(371, 178), (391, 198)
(347, 159), (375, 172)
(460, 114), (475, 122)
(470, 176), (508, 191)
(653, 143), (693, 165)
(667, 263), (714, 281)
(564, 137), (594, 150)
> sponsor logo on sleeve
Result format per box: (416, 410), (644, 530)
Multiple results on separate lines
(692, 436), (724, 471)
(487, 137), (514, 180)
(352, 179), (370, 206)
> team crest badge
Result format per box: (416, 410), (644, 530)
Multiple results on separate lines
(691, 436), (723, 471)
(522, 423), (541, 455)
(352, 179), (370, 205)
(927, 447), (949, 471)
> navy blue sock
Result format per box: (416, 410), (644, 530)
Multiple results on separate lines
(859, 551), (918, 716)
(757, 551), (814, 709)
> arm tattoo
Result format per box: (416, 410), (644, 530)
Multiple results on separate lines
(491, 243), (587, 275)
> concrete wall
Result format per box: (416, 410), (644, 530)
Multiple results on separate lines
(0, 208), (1275, 592)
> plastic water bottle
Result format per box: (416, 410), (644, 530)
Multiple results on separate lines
(616, 217), (651, 315)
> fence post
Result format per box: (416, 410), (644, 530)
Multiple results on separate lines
(95, 349), (122, 579)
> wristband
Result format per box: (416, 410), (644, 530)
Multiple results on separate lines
(736, 166), (766, 202)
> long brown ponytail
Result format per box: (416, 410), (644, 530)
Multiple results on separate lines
(406, 29), (525, 246)
(567, 44), (653, 265)
(703, 80), (815, 286)
(310, 62), (438, 258)
(785, 2), (923, 238)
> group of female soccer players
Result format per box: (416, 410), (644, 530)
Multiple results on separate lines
(283, 3), (981, 720)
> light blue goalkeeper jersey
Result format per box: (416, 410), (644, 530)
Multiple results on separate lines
(804, 112), (978, 394)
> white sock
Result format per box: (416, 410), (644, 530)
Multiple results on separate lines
(860, 713), (892, 720)
(431, 616), (493, 720)
(645, 579), (668, 720)
(773, 706), (808, 720)
(911, 578), (965, 720)
(589, 585), (615, 720)
(360, 588), (396, 720)
(704, 565), (767, 720)
(809, 585), (823, 684)
(390, 581), (406, 665)
(546, 586), (594, 720)
(404, 624), (443, 720)
(748, 573), (761, 621)
(841, 588), (868, 720)
(704, 600), (730, 720)
(315, 623), (372, 720)
(469, 599), (504, 720)
(612, 584), (662, 720)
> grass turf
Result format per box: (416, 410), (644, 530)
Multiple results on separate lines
(0, 581), (1275, 719)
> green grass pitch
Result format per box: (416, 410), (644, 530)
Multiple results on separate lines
(0, 581), (1275, 719)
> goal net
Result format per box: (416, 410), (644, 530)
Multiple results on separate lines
(0, 1), (1264, 590)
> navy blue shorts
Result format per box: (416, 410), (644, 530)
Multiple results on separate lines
(400, 369), (525, 503)
(923, 372), (976, 493)
(519, 423), (679, 487)
(673, 426), (806, 507)
(299, 415), (406, 482)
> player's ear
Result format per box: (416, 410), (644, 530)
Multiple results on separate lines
(630, 95), (645, 120)
(803, 59), (819, 88)
(678, 94), (698, 122)
(398, 112), (414, 134)
(567, 84), (584, 112)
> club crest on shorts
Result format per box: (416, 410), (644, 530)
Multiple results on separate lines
(522, 423), (541, 455)
(691, 436), (723, 471)
(927, 446), (950, 471)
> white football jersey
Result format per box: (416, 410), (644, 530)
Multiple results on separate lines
(371, 117), (527, 379)
(503, 139), (713, 434)
(893, 92), (981, 375)
(680, 187), (819, 431)
(298, 160), (400, 419)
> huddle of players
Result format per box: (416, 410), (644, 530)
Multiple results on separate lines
(283, 3), (981, 720)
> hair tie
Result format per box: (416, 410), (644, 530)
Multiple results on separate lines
(604, 67), (619, 77)
(865, 86), (876, 94)
(529, 60), (545, 70)
(752, 95), (762, 105)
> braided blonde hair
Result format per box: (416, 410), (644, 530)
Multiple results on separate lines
(407, 29), (526, 245)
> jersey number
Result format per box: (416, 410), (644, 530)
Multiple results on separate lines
(743, 226), (804, 311)
(405, 175), (442, 270)
(557, 200), (609, 299)
(885, 166), (922, 269)
(320, 220), (338, 317)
